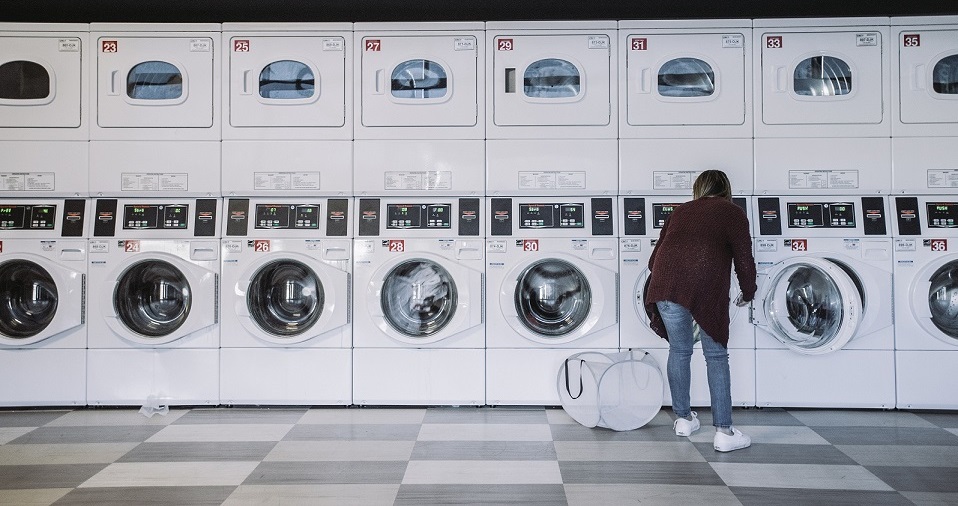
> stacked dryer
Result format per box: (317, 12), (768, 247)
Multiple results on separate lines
(218, 23), (355, 405)
(890, 16), (958, 409)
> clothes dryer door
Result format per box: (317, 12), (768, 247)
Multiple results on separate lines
(911, 258), (958, 346)
(897, 29), (958, 124)
(0, 35), (83, 127)
(0, 256), (82, 345)
(757, 256), (864, 354)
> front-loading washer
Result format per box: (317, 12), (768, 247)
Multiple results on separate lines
(353, 23), (485, 197)
(0, 198), (88, 406)
(890, 16), (958, 195)
(87, 198), (220, 406)
(619, 196), (755, 407)
(220, 197), (352, 405)
(753, 17), (892, 195)
(618, 19), (753, 196)
(891, 196), (958, 409)
(485, 197), (618, 405)
(89, 23), (221, 197)
(751, 195), (895, 408)
(486, 21), (618, 197)
(221, 23), (353, 198)
(353, 197), (485, 405)
(1, 23), (89, 197)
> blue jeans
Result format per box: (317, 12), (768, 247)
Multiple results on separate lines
(655, 300), (732, 428)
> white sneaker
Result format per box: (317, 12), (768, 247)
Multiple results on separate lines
(673, 411), (700, 437)
(713, 427), (751, 452)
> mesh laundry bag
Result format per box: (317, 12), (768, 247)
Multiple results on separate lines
(557, 350), (664, 431)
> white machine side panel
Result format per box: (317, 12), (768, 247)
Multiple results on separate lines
(90, 140), (221, 196)
(86, 349), (220, 406)
(754, 137), (892, 195)
(222, 139), (352, 196)
(352, 348), (484, 405)
(892, 137), (958, 193)
(220, 348), (352, 405)
(896, 351), (958, 409)
(486, 139), (618, 196)
(353, 139), (484, 196)
(0, 35), (83, 128)
(755, 349), (895, 408)
(1, 140), (89, 196)
(0, 349), (86, 406)
(618, 138), (753, 195)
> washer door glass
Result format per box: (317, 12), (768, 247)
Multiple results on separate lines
(524, 59), (580, 98)
(247, 260), (323, 337)
(127, 61), (183, 100)
(114, 260), (191, 337)
(0, 60), (50, 100)
(794, 56), (852, 97)
(259, 60), (314, 99)
(381, 259), (457, 337)
(767, 263), (847, 350)
(928, 261), (958, 340)
(515, 259), (591, 336)
(658, 57), (715, 97)
(933, 54), (958, 95)
(391, 59), (447, 99)
(0, 260), (58, 338)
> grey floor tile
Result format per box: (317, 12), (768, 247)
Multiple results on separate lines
(0, 411), (70, 428)
(559, 461), (725, 486)
(173, 407), (307, 425)
(283, 424), (422, 441)
(565, 484), (740, 506)
(790, 409), (938, 428)
(243, 461), (407, 485)
(45, 409), (187, 427)
(0, 443), (137, 465)
(900, 491), (958, 505)
(866, 466), (958, 493)
(395, 484), (567, 505)
(0, 488), (71, 506)
(693, 442), (858, 465)
(418, 423), (552, 441)
(223, 484), (400, 505)
(9, 426), (165, 445)
(812, 426), (958, 446)
(410, 441), (557, 460)
(116, 441), (277, 463)
(712, 463), (892, 491)
(299, 408), (425, 425)
(915, 412), (958, 429)
(837, 445), (958, 467)
(422, 406), (548, 424)
(550, 423), (679, 442)
(554, 441), (704, 463)
(53, 486), (235, 505)
(694, 407), (804, 427)
(0, 464), (108, 490)
(730, 487), (912, 506)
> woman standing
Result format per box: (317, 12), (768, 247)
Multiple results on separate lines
(645, 170), (756, 452)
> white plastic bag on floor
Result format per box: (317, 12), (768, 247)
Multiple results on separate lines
(557, 349), (664, 431)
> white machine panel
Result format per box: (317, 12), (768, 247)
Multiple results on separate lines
(892, 16), (958, 133)
(619, 138), (753, 195)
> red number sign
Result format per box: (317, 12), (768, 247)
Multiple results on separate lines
(522, 239), (539, 252)
(766, 36), (783, 49)
(124, 240), (140, 253)
(903, 34), (921, 47)
(790, 239), (807, 252)
(253, 240), (271, 253)
(101, 40), (118, 53)
(365, 39), (381, 51)
(497, 38), (514, 51)
(388, 240), (405, 252)
(931, 239), (948, 252)
(631, 38), (647, 51)
(233, 39), (250, 52)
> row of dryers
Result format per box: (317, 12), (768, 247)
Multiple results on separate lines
(2, 194), (956, 410)
(1, 17), (957, 199)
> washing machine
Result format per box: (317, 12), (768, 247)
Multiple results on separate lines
(751, 195), (895, 408)
(220, 197), (352, 405)
(486, 21), (618, 197)
(485, 197), (618, 405)
(353, 23), (485, 197)
(352, 197), (485, 405)
(221, 23), (353, 198)
(86, 198), (220, 406)
(753, 18), (892, 195)
(619, 196), (755, 407)
(618, 19), (753, 196)
(0, 198), (88, 406)
(891, 16), (958, 195)
(0, 23), (89, 197)
(891, 196), (958, 409)
(89, 23), (221, 197)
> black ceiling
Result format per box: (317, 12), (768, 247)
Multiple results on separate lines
(1, 0), (956, 23)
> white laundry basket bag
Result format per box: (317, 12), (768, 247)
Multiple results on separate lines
(557, 349), (664, 431)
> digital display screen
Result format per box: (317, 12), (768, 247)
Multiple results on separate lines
(386, 204), (451, 229)
(518, 203), (584, 229)
(787, 202), (854, 228)
(254, 204), (319, 229)
(652, 203), (682, 229)
(0, 205), (56, 230)
(927, 202), (958, 228)
(123, 204), (188, 230)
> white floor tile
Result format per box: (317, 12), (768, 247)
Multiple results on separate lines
(298, 409), (426, 425)
(946, 428), (958, 438)
(0, 443), (137, 465)
(45, 409), (187, 426)
(709, 462), (894, 491)
(222, 484), (400, 506)
(788, 410), (938, 428)
(78, 461), (260, 488)
(554, 441), (706, 462)
(688, 425), (830, 445)
(265, 441), (415, 462)
(0, 488), (72, 506)
(417, 423), (553, 441)
(545, 409), (578, 425)
(146, 424), (293, 443)
(402, 461), (563, 485)
(565, 484), (742, 506)
(0, 427), (34, 445)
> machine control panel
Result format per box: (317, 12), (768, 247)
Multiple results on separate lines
(254, 204), (319, 230)
(518, 203), (584, 229)
(386, 204), (451, 230)
(786, 202), (855, 228)
(927, 203), (958, 228)
(0, 204), (56, 230)
(759, 197), (887, 236)
(651, 203), (683, 229)
(123, 204), (189, 230)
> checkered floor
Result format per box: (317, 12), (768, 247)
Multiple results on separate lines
(1, 406), (957, 505)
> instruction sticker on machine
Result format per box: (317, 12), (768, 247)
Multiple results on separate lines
(254, 172), (320, 191)
(518, 171), (586, 190)
(0, 173), (55, 192)
(121, 173), (188, 192)
(653, 171), (695, 190)
(788, 170), (859, 190)
(927, 169), (958, 188)
(384, 171), (452, 191)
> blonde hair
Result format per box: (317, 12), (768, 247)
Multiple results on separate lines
(693, 170), (732, 200)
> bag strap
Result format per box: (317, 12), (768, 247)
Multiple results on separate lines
(564, 358), (585, 400)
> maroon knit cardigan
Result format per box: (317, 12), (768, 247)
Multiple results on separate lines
(644, 196), (757, 348)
